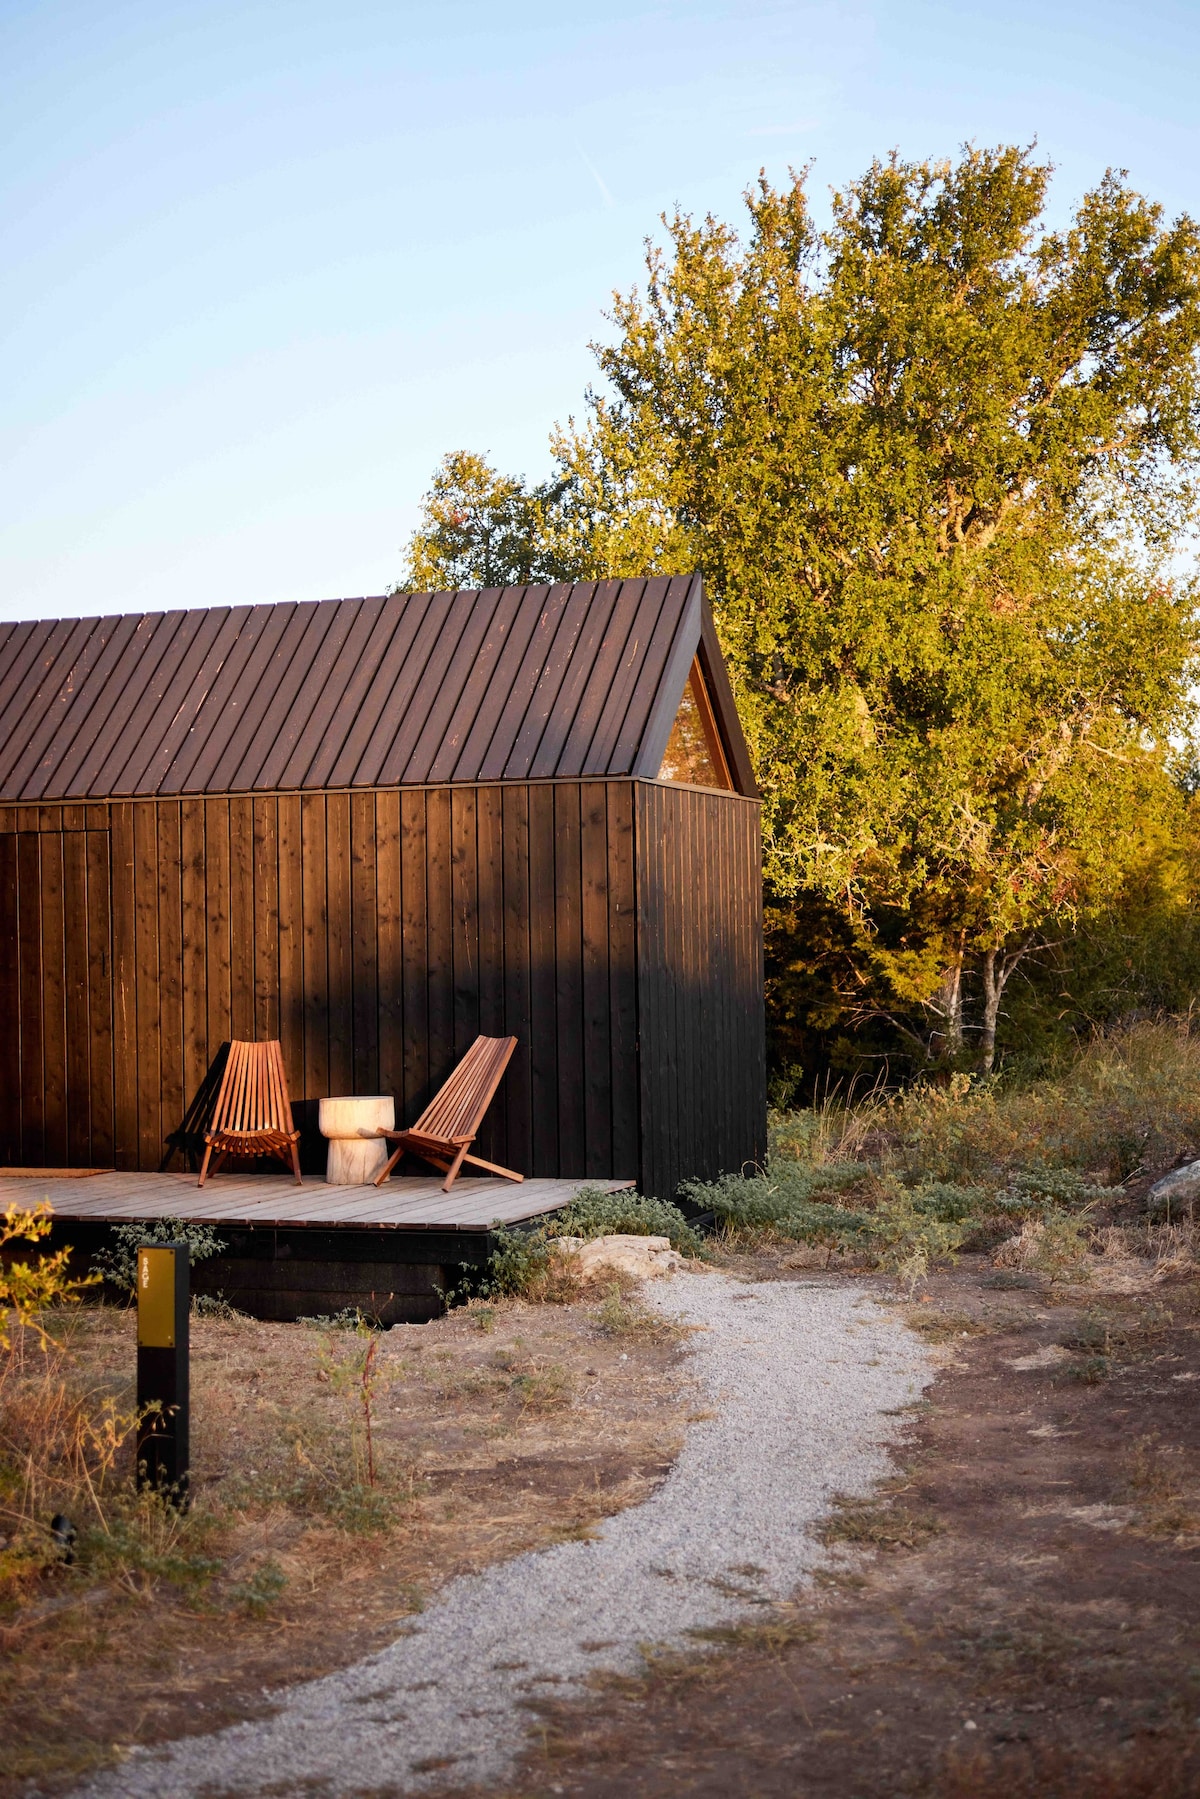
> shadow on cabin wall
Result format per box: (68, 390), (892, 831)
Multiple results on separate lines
(159, 1041), (229, 1173)
(161, 1041), (331, 1178)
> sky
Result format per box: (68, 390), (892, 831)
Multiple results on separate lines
(2, 0), (1199, 622)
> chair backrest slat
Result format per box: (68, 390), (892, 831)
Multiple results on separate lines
(413, 1036), (516, 1141)
(209, 1040), (295, 1137)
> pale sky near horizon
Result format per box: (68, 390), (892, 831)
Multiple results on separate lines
(2, 0), (1198, 623)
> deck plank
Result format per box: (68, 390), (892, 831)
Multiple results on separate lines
(7, 1170), (631, 1231)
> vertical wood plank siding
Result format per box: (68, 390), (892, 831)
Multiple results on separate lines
(0, 782), (763, 1191)
(635, 783), (767, 1200)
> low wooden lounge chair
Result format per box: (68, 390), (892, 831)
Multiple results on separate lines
(372, 1035), (522, 1191)
(197, 1040), (302, 1186)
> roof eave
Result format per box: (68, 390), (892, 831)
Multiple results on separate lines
(630, 575), (758, 798)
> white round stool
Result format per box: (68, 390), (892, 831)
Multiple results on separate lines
(318, 1095), (395, 1185)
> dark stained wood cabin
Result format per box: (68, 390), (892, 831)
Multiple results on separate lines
(0, 574), (765, 1201)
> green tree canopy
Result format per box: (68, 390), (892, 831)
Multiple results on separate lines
(399, 146), (1200, 1071)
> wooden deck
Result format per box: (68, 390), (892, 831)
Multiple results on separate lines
(2, 1171), (633, 1234)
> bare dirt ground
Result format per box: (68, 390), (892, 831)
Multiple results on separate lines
(1, 1287), (693, 1796)
(10, 1247), (1200, 1799)
(473, 1253), (1200, 1799)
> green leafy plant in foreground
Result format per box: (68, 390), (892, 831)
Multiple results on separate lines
(1, 1203), (98, 1349)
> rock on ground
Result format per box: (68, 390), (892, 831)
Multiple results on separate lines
(550, 1231), (695, 1278)
(1147, 1159), (1200, 1213)
(74, 1273), (931, 1799)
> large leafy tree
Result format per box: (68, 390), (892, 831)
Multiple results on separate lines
(399, 146), (1200, 1071)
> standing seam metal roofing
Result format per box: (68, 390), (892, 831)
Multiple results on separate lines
(0, 573), (753, 803)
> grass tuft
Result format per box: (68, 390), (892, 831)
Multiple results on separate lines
(816, 1490), (942, 1552)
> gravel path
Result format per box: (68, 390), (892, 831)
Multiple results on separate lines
(77, 1273), (931, 1799)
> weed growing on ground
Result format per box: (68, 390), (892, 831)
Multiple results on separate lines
(465, 1226), (579, 1302)
(314, 1319), (389, 1496)
(467, 1191), (703, 1304)
(1063, 1354), (1110, 1383)
(1125, 1435), (1197, 1537)
(594, 1282), (686, 1344)
(904, 1310), (989, 1344)
(993, 1211), (1095, 1281)
(0, 1318), (221, 1605)
(510, 1361), (573, 1414)
(192, 1292), (248, 1321)
(296, 1306), (378, 1330)
(224, 1555), (288, 1616)
(815, 1489), (942, 1552)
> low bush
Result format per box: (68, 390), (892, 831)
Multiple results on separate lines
(473, 1224), (556, 1299)
(549, 1187), (704, 1255)
(685, 1169), (975, 1285)
(463, 1189), (704, 1303)
(731, 1020), (1200, 1276)
(92, 1218), (227, 1295)
(1, 1202), (98, 1347)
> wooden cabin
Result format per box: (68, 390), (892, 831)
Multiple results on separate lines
(0, 574), (765, 1203)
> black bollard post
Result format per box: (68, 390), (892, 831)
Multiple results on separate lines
(136, 1243), (189, 1505)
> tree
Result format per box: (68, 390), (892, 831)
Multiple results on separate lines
(400, 146), (1200, 1071)
(397, 451), (563, 592)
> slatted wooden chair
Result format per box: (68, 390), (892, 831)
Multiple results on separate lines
(372, 1035), (522, 1192)
(197, 1040), (302, 1186)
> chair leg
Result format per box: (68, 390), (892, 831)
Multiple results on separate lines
(460, 1152), (524, 1183)
(197, 1140), (214, 1187)
(440, 1142), (472, 1193)
(373, 1143), (406, 1187)
(289, 1139), (303, 1186)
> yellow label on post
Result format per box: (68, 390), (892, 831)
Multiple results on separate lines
(137, 1248), (177, 1348)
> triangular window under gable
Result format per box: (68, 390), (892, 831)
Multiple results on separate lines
(658, 657), (734, 790)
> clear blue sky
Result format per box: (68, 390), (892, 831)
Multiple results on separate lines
(2, 0), (1198, 621)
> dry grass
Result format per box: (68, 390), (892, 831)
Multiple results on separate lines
(815, 1487), (943, 1553)
(1124, 1435), (1199, 1539)
(774, 1018), (1200, 1189)
(593, 1281), (690, 1344)
(939, 1740), (1200, 1799)
(700, 1022), (1200, 1283)
(903, 1308), (990, 1344)
(992, 1214), (1093, 1281)
(0, 1291), (693, 1794)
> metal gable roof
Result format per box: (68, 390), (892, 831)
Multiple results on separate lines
(0, 574), (756, 802)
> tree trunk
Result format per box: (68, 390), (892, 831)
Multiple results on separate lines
(980, 948), (1002, 1074)
(932, 938), (965, 1059)
(979, 939), (1037, 1073)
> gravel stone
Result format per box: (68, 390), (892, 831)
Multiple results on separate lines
(75, 1273), (931, 1798)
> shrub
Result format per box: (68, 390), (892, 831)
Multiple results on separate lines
(866, 1187), (970, 1290)
(549, 1187), (704, 1255)
(903, 1181), (988, 1222)
(92, 1219), (227, 1296)
(997, 1165), (1113, 1216)
(1, 1203), (98, 1349)
(993, 1210), (1094, 1280)
(682, 1169), (873, 1250)
(477, 1224), (556, 1298)
(684, 1168), (972, 1282)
